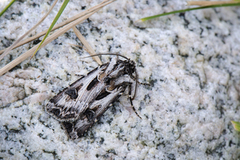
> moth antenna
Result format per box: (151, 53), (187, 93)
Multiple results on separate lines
(82, 53), (130, 60)
(129, 96), (142, 119)
(128, 81), (142, 119)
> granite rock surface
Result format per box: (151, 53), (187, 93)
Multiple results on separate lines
(0, 0), (240, 159)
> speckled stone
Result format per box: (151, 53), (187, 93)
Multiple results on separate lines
(0, 0), (240, 159)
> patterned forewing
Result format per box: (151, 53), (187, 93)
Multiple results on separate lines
(62, 86), (125, 139)
(45, 56), (138, 139)
(45, 65), (107, 121)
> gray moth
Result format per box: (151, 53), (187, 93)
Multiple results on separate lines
(45, 54), (140, 139)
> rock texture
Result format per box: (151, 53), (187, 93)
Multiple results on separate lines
(0, 0), (240, 159)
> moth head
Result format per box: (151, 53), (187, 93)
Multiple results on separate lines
(125, 60), (136, 75)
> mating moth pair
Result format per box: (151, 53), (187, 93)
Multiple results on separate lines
(45, 54), (140, 139)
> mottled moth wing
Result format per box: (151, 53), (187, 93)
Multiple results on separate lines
(62, 85), (126, 139)
(46, 55), (139, 139)
(45, 63), (109, 122)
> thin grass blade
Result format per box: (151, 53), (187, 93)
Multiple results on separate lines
(0, 0), (114, 76)
(0, 0), (58, 61)
(0, 0), (16, 17)
(72, 26), (102, 65)
(32, 0), (70, 57)
(0, 0), (113, 55)
(187, 1), (240, 6)
(140, 2), (240, 21)
(231, 121), (240, 132)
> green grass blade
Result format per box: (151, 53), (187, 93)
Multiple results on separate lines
(140, 2), (240, 21)
(231, 121), (240, 132)
(32, 0), (69, 57)
(0, 0), (16, 17)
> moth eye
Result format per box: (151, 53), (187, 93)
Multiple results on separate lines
(65, 88), (78, 99)
(87, 77), (99, 91)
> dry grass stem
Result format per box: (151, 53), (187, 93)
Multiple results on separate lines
(187, 1), (239, 6)
(72, 26), (102, 65)
(0, 0), (58, 61)
(0, 0), (114, 76)
(68, 43), (93, 55)
(0, 0), (114, 55)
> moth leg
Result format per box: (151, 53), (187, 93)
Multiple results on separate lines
(131, 70), (138, 100)
(112, 75), (137, 100)
(128, 82), (142, 119)
(133, 70), (152, 85)
(117, 82), (142, 119)
(114, 80), (142, 119)
(114, 73), (141, 119)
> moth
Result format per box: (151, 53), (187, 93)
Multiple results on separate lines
(45, 54), (141, 139)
